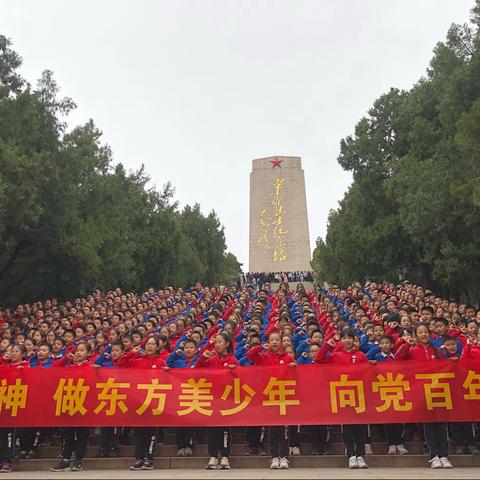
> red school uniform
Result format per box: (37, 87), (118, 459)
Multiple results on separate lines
(315, 343), (367, 365)
(394, 342), (442, 361)
(461, 342), (480, 361)
(123, 350), (166, 369)
(195, 352), (238, 369)
(246, 345), (294, 366)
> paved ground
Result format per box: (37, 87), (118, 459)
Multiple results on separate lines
(4, 468), (480, 479)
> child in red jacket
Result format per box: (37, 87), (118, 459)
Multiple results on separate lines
(0, 344), (28, 473)
(395, 324), (453, 469)
(50, 342), (92, 472)
(127, 336), (169, 471)
(315, 328), (369, 470)
(196, 332), (237, 471)
(247, 332), (295, 470)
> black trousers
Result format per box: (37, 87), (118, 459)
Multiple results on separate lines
(270, 426), (288, 458)
(18, 428), (41, 452)
(342, 424), (367, 457)
(62, 427), (89, 461)
(119, 426), (132, 444)
(423, 422), (449, 458)
(134, 427), (157, 461)
(246, 426), (265, 450)
(449, 422), (475, 447)
(176, 428), (194, 449)
(310, 425), (329, 449)
(100, 427), (119, 451)
(288, 425), (301, 447)
(207, 428), (231, 458)
(0, 429), (14, 462)
(384, 424), (404, 446)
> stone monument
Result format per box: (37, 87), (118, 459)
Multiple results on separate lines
(249, 156), (311, 273)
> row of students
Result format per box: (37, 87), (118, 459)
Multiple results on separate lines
(2, 326), (480, 472)
(2, 280), (480, 473)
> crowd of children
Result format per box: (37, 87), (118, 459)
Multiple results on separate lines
(0, 280), (479, 473)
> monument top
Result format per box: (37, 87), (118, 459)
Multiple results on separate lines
(252, 156), (302, 170)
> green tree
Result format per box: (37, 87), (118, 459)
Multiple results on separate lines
(313, 2), (480, 302)
(0, 34), (240, 305)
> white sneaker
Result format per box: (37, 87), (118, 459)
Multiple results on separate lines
(279, 457), (289, 469)
(288, 447), (293, 456)
(387, 445), (397, 455)
(184, 447), (193, 457)
(348, 456), (359, 469)
(292, 446), (301, 456)
(219, 457), (230, 470)
(440, 457), (453, 469)
(357, 456), (368, 469)
(206, 456), (218, 470)
(396, 444), (408, 455)
(429, 456), (442, 469)
(270, 457), (280, 469)
(176, 448), (185, 456)
(364, 443), (373, 455)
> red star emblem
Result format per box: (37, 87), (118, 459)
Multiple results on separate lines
(270, 158), (282, 168)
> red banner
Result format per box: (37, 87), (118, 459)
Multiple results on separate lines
(1, 361), (480, 427)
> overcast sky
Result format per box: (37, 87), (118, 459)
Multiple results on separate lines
(1, 0), (474, 269)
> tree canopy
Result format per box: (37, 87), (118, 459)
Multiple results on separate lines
(0, 36), (241, 305)
(312, 2), (480, 303)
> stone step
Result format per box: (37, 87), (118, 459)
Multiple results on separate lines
(13, 454), (480, 471)
(49, 430), (353, 446)
(33, 442), (428, 459)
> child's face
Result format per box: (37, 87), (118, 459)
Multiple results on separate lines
(309, 344), (320, 359)
(75, 344), (88, 362)
(379, 338), (392, 353)
(144, 338), (157, 356)
(64, 332), (74, 343)
(38, 345), (50, 360)
(402, 330), (412, 341)
(191, 332), (202, 345)
(416, 325), (430, 344)
(183, 342), (196, 358)
(268, 334), (281, 351)
(467, 322), (478, 336)
(373, 326), (384, 339)
(400, 316), (411, 328)
(341, 335), (354, 350)
(214, 335), (228, 355)
(282, 336), (292, 348)
(311, 332), (323, 344)
(284, 346), (294, 357)
(388, 320), (398, 330)
(53, 340), (63, 354)
(443, 340), (457, 356)
(435, 322), (448, 336)
(10, 346), (23, 362)
(111, 344), (124, 360)
(122, 337), (133, 350)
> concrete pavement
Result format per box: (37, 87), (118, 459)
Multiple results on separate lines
(4, 468), (480, 479)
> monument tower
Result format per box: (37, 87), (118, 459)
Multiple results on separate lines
(249, 156), (311, 273)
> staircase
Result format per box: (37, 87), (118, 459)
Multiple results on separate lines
(13, 428), (480, 471)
